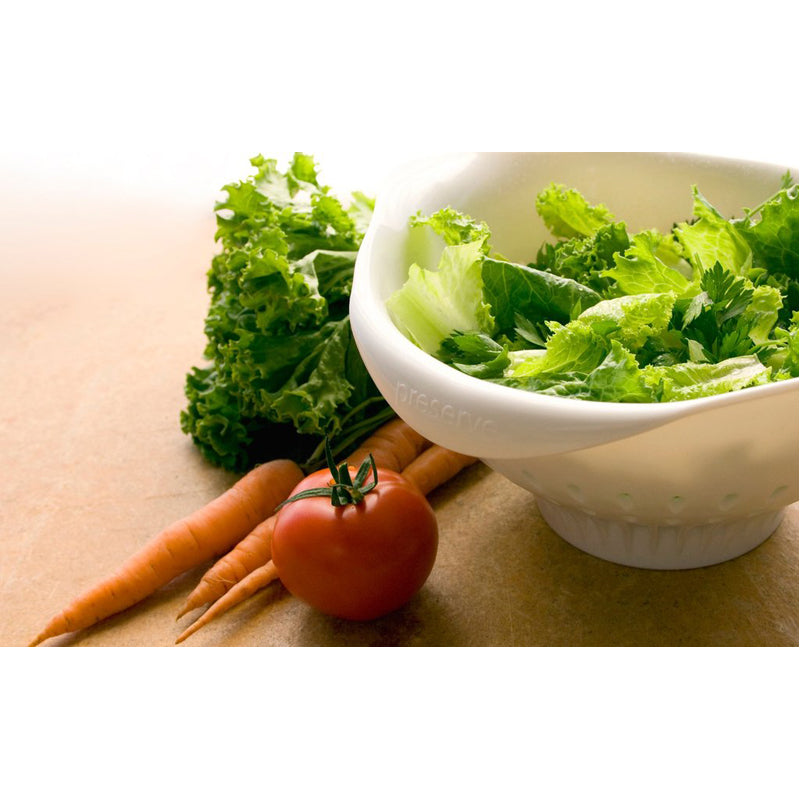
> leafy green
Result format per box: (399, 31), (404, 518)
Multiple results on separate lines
(504, 341), (655, 403)
(438, 332), (510, 379)
(579, 292), (677, 352)
(604, 229), (696, 296)
(674, 186), (753, 276)
(643, 356), (771, 401)
(535, 183), (615, 238)
(503, 292), (676, 393)
(181, 153), (393, 473)
(389, 176), (799, 404)
(778, 312), (800, 378)
(533, 222), (630, 295)
(482, 257), (602, 333)
(506, 320), (610, 379)
(411, 207), (492, 249)
(735, 177), (799, 325)
(386, 238), (495, 355)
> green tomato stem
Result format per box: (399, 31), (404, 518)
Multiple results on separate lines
(276, 438), (379, 510)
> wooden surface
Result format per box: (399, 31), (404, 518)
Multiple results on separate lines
(2, 176), (797, 648)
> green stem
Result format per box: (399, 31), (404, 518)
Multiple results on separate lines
(302, 403), (396, 473)
(279, 439), (379, 509)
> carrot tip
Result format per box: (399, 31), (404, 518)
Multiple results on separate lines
(175, 624), (198, 645)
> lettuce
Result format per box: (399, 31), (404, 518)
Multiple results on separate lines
(643, 356), (771, 401)
(386, 238), (494, 355)
(390, 176), (799, 404)
(481, 257), (601, 333)
(674, 186), (753, 276)
(505, 341), (656, 403)
(535, 183), (615, 239)
(604, 230), (696, 296)
(181, 154), (393, 473)
(735, 178), (799, 325)
(533, 222), (630, 296)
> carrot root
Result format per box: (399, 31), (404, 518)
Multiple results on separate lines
(175, 561), (280, 644)
(178, 417), (432, 618)
(401, 446), (479, 497)
(175, 514), (277, 620)
(29, 458), (304, 646)
(345, 417), (431, 474)
(174, 440), (480, 640)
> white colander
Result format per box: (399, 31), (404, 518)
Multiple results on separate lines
(350, 152), (799, 569)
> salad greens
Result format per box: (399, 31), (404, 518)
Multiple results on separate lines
(181, 153), (394, 473)
(387, 176), (799, 403)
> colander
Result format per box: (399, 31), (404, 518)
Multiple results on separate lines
(350, 152), (798, 569)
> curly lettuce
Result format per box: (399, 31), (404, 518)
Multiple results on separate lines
(181, 154), (393, 473)
(387, 174), (799, 404)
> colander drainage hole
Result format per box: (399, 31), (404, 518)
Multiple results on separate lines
(617, 492), (634, 511)
(566, 483), (584, 503)
(668, 495), (686, 513)
(770, 485), (788, 502)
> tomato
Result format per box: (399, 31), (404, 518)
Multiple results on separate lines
(271, 465), (438, 621)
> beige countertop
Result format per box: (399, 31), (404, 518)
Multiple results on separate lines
(2, 176), (797, 647)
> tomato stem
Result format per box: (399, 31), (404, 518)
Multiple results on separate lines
(276, 439), (379, 510)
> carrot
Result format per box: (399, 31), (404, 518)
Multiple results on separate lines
(175, 515), (278, 619)
(175, 561), (280, 644)
(175, 441), (479, 643)
(176, 417), (431, 618)
(29, 458), (304, 646)
(401, 446), (479, 497)
(344, 417), (431, 474)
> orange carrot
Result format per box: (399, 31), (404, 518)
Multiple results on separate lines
(175, 515), (278, 619)
(345, 417), (431, 474)
(175, 561), (280, 644)
(29, 458), (304, 646)
(177, 417), (431, 618)
(401, 446), (479, 497)
(175, 441), (479, 643)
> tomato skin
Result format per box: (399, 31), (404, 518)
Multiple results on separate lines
(271, 467), (438, 621)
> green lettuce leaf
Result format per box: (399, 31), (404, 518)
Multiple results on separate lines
(438, 332), (511, 379)
(736, 178), (799, 278)
(506, 320), (607, 379)
(577, 292), (677, 351)
(644, 356), (771, 401)
(735, 179), (799, 324)
(481, 257), (601, 334)
(411, 207), (492, 249)
(779, 312), (800, 378)
(536, 183), (615, 239)
(393, 175), (798, 406)
(182, 153), (392, 473)
(386, 238), (494, 355)
(674, 186), (753, 275)
(533, 222), (630, 296)
(504, 292), (675, 381)
(501, 340), (655, 402)
(605, 229), (696, 296)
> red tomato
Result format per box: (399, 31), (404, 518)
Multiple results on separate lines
(271, 466), (438, 621)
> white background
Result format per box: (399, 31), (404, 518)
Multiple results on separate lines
(3, 2), (797, 205)
(4, 2), (797, 797)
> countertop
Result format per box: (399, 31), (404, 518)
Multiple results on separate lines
(2, 176), (797, 648)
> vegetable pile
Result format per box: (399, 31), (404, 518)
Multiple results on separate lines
(269, 445), (439, 623)
(30, 417), (477, 646)
(28, 153), (480, 645)
(30, 156), (796, 646)
(180, 153), (394, 473)
(388, 177), (799, 402)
